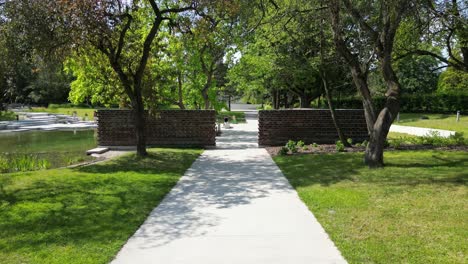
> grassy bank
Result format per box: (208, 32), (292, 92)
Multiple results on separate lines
(396, 113), (468, 134)
(0, 148), (202, 264)
(274, 151), (467, 263)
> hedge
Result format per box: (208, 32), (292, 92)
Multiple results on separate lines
(333, 93), (468, 113)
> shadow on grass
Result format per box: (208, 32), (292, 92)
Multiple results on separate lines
(77, 150), (200, 175)
(275, 151), (468, 188)
(0, 149), (201, 261)
(275, 154), (361, 187)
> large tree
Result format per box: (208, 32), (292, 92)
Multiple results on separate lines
(7, 0), (203, 156)
(329, 0), (412, 167)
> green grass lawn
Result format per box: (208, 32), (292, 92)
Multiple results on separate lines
(396, 113), (468, 134)
(217, 111), (246, 123)
(29, 107), (96, 120)
(0, 111), (16, 121)
(274, 151), (467, 264)
(0, 148), (202, 264)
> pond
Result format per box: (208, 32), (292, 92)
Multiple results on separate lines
(0, 130), (97, 173)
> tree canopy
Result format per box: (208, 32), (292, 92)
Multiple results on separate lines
(1, 0), (466, 163)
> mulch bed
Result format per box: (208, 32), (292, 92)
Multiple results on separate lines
(265, 144), (468, 157)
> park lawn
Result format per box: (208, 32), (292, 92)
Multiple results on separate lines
(217, 111), (246, 123)
(396, 113), (468, 134)
(29, 107), (96, 120)
(274, 151), (467, 264)
(0, 111), (16, 121)
(0, 148), (202, 264)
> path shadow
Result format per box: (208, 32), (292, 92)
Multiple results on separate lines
(124, 149), (291, 250)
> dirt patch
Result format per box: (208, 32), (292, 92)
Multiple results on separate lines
(266, 144), (468, 157)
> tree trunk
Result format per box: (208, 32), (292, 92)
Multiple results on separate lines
(299, 94), (312, 108)
(202, 90), (210, 109)
(177, 71), (185, 110)
(350, 67), (376, 134)
(322, 73), (350, 147)
(132, 92), (148, 157)
(365, 54), (401, 167)
(201, 73), (212, 110)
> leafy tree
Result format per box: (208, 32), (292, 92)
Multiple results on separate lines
(8, 0), (204, 156)
(330, 0), (413, 167)
(397, 0), (467, 72)
(438, 67), (468, 93)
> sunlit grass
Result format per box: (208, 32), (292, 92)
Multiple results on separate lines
(396, 113), (468, 134)
(274, 151), (467, 264)
(0, 111), (16, 121)
(0, 148), (202, 264)
(29, 107), (96, 120)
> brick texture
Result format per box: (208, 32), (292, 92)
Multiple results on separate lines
(96, 110), (216, 147)
(259, 109), (368, 146)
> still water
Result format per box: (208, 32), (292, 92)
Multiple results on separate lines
(0, 130), (97, 173)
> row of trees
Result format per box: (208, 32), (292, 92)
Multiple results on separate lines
(0, 0), (466, 166)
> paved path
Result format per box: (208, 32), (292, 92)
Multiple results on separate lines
(390, 124), (456, 138)
(111, 114), (346, 264)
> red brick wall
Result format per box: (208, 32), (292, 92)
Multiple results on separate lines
(96, 110), (216, 147)
(258, 109), (368, 146)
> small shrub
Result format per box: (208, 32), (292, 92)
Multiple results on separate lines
(336, 140), (345, 152)
(448, 132), (466, 145)
(302, 146), (309, 151)
(0, 155), (9, 173)
(278, 146), (289, 156)
(312, 143), (318, 148)
(361, 140), (368, 147)
(297, 140), (305, 148)
(286, 140), (298, 153)
(389, 137), (405, 149)
(347, 138), (353, 145)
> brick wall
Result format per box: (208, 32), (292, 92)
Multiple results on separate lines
(258, 109), (368, 146)
(96, 110), (216, 147)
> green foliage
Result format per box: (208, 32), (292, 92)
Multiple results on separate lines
(388, 132), (467, 148)
(335, 140), (345, 152)
(0, 111), (16, 121)
(437, 68), (468, 94)
(286, 140), (298, 153)
(359, 140), (369, 147)
(335, 94), (468, 112)
(65, 49), (124, 107)
(278, 146), (289, 156)
(1, 154), (51, 173)
(312, 142), (318, 148)
(297, 140), (305, 148)
(346, 138), (353, 145)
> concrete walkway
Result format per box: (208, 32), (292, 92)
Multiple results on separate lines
(390, 124), (456, 138)
(111, 114), (346, 264)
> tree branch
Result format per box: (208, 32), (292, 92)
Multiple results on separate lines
(341, 0), (379, 42)
(116, 13), (133, 61)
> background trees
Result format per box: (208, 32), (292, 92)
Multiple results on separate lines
(1, 0), (466, 165)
